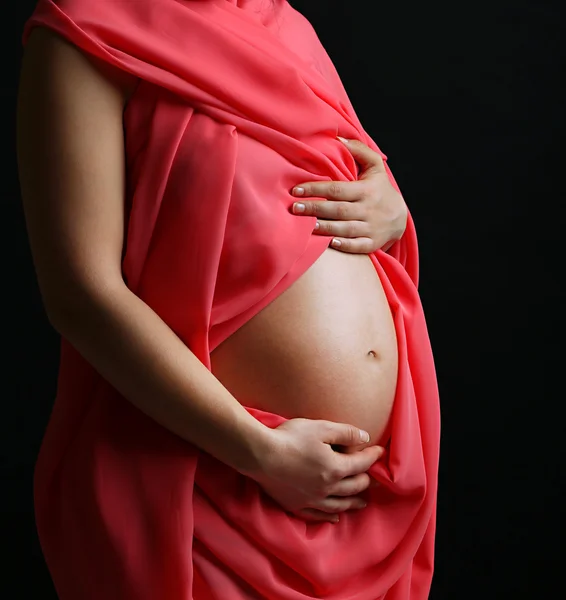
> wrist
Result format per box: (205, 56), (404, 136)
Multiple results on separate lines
(225, 418), (278, 477)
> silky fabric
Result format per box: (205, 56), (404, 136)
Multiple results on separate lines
(22, 1), (441, 598)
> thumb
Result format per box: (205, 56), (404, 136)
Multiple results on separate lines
(337, 444), (385, 476)
(320, 421), (371, 446)
(337, 136), (386, 178)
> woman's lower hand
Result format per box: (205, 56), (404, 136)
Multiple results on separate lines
(248, 418), (384, 523)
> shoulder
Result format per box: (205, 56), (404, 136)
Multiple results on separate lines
(22, 25), (139, 104)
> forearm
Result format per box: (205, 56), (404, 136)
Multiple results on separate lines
(48, 282), (271, 474)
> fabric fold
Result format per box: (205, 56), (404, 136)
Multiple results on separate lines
(22, 1), (440, 598)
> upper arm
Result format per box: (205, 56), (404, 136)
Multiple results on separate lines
(16, 27), (139, 317)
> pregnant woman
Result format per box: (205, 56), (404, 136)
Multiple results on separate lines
(16, 1), (440, 599)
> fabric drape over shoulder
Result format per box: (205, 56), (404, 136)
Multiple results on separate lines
(22, 1), (440, 598)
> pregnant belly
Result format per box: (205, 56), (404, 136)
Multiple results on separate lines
(210, 247), (398, 445)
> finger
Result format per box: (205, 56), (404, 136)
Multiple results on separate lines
(298, 508), (340, 524)
(292, 180), (365, 202)
(310, 495), (368, 514)
(329, 237), (376, 254)
(313, 219), (367, 239)
(292, 199), (360, 220)
(337, 137), (386, 178)
(327, 473), (371, 497)
(319, 421), (372, 446)
(335, 445), (385, 479)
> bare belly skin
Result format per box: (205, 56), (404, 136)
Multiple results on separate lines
(210, 247), (398, 446)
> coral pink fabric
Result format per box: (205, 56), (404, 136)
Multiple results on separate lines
(22, 1), (440, 598)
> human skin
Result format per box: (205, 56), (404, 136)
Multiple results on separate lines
(17, 27), (392, 523)
(210, 136), (407, 449)
(210, 136), (406, 521)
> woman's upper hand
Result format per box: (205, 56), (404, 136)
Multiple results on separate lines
(246, 418), (384, 523)
(290, 137), (408, 254)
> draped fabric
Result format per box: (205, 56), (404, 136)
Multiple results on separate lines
(22, 1), (440, 598)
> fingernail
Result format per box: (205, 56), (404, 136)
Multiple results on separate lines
(294, 203), (306, 213)
(314, 221), (320, 230)
(369, 480), (380, 489)
(332, 516), (340, 524)
(293, 187), (305, 196)
(358, 501), (367, 509)
(359, 430), (370, 443)
(336, 136), (349, 144)
(331, 238), (342, 248)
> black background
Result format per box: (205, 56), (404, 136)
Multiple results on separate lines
(2, 1), (564, 598)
